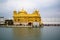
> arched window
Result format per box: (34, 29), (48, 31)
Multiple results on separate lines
(18, 19), (20, 21)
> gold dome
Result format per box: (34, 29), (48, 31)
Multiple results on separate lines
(20, 9), (27, 13)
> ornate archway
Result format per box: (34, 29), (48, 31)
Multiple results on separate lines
(28, 22), (32, 26)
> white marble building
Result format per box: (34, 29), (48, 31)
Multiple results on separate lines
(0, 17), (5, 24)
(42, 18), (60, 24)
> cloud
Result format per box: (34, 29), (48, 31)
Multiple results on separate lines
(0, 0), (59, 18)
(0, 0), (8, 3)
(0, 0), (58, 9)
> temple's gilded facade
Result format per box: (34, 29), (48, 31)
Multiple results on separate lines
(13, 9), (42, 25)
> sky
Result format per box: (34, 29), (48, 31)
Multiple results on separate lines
(0, 0), (60, 18)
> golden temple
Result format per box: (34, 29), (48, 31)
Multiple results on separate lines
(13, 9), (43, 26)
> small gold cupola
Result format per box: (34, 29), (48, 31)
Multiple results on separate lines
(13, 10), (17, 15)
(33, 9), (39, 14)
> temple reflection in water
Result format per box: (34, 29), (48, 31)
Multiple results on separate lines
(13, 28), (41, 40)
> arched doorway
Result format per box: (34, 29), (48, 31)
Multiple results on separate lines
(28, 22), (32, 26)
